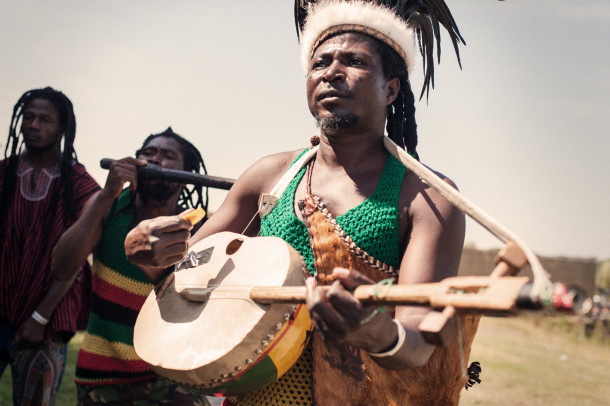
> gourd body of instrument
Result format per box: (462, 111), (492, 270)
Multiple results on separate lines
(134, 232), (312, 396)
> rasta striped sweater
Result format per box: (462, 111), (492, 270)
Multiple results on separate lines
(75, 190), (157, 386)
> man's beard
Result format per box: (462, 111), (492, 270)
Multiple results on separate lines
(316, 114), (358, 134)
(137, 180), (181, 205)
(24, 139), (60, 154)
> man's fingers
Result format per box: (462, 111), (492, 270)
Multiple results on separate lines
(159, 238), (190, 260)
(125, 217), (191, 263)
(327, 281), (363, 327)
(132, 228), (189, 263)
(148, 216), (193, 234)
(305, 277), (327, 314)
(13, 332), (23, 347)
(332, 268), (375, 289)
(306, 278), (352, 339)
(155, 228), (191, 246)
(105, 159), (140, 195)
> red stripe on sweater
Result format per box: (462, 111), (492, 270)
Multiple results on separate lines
(92, 274), (147, 311)
(76, 349), (152, 373)
(74, 375), (159, 387)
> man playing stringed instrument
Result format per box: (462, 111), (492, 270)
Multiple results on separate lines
(125, 1), (479, 404)
(52, 128), (211, 405)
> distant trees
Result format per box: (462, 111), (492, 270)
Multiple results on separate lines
(596, 259), (610, 289)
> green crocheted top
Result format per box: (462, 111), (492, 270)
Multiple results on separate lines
(232, 149), (407, 406)
(260, 149), (406, 275)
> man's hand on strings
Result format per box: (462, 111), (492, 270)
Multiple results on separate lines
(125, 215), (192, 283)
(305, 268), (399, 353)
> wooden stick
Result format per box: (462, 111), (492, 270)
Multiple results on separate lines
(177, 276), (530, 313)
(100, 158), (235, 190)
(383, 137), (552, 302)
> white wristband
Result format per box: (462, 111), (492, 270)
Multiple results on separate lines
(31, 310), (49, 325)
(367, 320), (406, 358)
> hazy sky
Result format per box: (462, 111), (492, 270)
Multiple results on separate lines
(1, 0), (608, 261)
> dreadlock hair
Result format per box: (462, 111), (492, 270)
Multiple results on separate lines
(1, 86), (79, 227)
(135, 127), (209, 212)
(373, 38), (420, 160)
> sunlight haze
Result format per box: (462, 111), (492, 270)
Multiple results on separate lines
(1, 0), (608, 260)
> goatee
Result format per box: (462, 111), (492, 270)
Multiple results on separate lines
(317, 114), (358, 134)
(137, 180), (181, 205)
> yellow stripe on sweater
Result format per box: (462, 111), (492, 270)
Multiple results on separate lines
(80, 332), (141, 361)
(92, 261), (153, 297)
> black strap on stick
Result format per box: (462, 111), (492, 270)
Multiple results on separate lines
(100, 158), (235, 190)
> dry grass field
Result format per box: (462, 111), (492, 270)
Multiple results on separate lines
(460, 314), (610, 406)
(2, 314), (609, 405)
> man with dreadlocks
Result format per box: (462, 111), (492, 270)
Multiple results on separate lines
(125, 1), (480, 404)
(52, 127), (210, 405)
(0, 87), (100, 405)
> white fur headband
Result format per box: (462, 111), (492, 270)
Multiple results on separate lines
(299, 0), (417, 75)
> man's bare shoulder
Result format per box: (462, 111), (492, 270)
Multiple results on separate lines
(237, 148), (308, 192)
(399, 164), (461, 220)
(403, 164), (459, 193)
(251, 149), (305, 173)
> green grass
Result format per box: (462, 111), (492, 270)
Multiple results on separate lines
(2, 316), (609, 405)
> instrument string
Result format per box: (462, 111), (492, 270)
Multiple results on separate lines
(241, 210), (261, 236)
(457, 315), (467, 380)
(168, 283), (250, 289)
(360, 278), (394, 325)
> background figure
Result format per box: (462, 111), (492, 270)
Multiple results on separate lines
(0, 87), (100, 406)
(52, 127), (209, 405)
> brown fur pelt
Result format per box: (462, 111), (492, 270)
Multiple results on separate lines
(300, 192), (481, 405)
(363, 314), (480, 406)
(299, 193), (391, 284)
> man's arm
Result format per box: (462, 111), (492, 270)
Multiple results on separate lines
(52, 157), (144, 280)
(14, 275), (78, 347)
(306, 174), (465, 370)
(376, 175), (465, 368)
(125, 151), (300, 283)
(18, 158), (143, 347)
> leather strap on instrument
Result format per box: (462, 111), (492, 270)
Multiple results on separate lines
(258, 146), (319, 217)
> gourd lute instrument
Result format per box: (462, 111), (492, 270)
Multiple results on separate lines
(133, 232), (568, 397)
(134, 232), (313, 396)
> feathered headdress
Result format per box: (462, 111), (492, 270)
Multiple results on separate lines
(294, 0), (465, 99)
